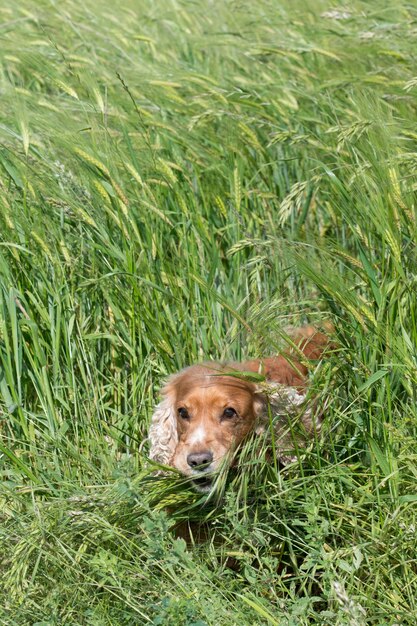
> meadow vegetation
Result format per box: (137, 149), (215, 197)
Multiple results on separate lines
(1, 0), (417, 623)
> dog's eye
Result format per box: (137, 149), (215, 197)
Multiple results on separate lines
(222, 407), (237, 419)
(178, 407), (190, 420)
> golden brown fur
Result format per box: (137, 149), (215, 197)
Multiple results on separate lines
(149, 325), (333, 492)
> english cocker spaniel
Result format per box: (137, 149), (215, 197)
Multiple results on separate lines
(149, 325), (333, 492)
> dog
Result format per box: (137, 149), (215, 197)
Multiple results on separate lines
(149, 325), (334, 492)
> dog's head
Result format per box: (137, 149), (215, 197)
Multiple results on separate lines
(149, 363), (311, 492)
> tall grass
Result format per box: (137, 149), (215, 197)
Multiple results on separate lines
(1, 0), (417, 623)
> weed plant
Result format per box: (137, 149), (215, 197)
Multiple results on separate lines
(1, 0), (417, 624)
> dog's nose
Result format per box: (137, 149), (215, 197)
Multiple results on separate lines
(187, 451), (213, 469)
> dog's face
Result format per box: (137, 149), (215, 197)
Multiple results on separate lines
(172, 371), (262, 490)
(149, 327), (332, 493)
(150, 365), (263, 492)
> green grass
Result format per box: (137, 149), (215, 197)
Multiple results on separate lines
(1, 0), (417, 623)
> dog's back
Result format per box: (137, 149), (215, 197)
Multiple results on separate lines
(238, 324), (335, 389)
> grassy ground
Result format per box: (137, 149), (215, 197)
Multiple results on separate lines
(0, 0), (417, 623)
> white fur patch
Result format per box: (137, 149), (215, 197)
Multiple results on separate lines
(187, 426), (208, 445)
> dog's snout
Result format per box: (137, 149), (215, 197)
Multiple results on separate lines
(187, 451), (213, 469)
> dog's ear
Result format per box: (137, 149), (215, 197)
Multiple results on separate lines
(252, 383), (316, 464)
(252, 388), (266, 421)
(149, 379), (178, 466)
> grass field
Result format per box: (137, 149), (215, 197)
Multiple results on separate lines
(1, 0), (417, 623)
